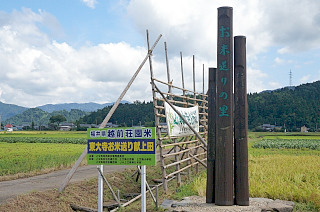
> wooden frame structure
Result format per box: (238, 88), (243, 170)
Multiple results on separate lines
(147, 33), (208, 191)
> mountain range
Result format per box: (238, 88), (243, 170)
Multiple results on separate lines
(1, 80), (320, 131)
(0, 101), (130, 121)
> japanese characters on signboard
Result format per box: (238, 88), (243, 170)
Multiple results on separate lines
(164, 102), (199, 137)
(87, 127), (156, 165)
(217, 18), (232, 120)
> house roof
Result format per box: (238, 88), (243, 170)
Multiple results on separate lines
(5, 124), (13, 128)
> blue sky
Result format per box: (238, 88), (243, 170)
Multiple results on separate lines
(1, 0), (320, 107)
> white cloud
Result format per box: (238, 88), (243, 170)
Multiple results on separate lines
(277, 47), (289, 54)
(128, 0), (320, 59)
(247, 67), (268, 93)
(300, 75), (311, 84)
(274, 57), (285, 64)
(81, 0), (98, 9)
(0, 8), (154, 107)
(127, 0), (270, 61)
(2, 1), (320, 107)
(268, 81), (281, 89)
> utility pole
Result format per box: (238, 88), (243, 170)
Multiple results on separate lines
(289, 69), (292, 87)
(0, 115), (2, 131)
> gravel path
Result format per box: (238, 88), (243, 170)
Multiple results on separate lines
(162, 196), (295, 212)
(0, 165), (132, 205)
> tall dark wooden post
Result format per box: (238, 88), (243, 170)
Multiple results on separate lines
(215, 6), (233, 206)
(206, 67), (216, 203)
(234, 36), (249, 206)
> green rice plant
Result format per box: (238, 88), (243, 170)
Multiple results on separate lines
(249, 154), (320, 209)
(0, 143), (85, 176)
(177, 145), (320, 210)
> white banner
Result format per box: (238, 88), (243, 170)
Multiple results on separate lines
(164, 102), (199, 137)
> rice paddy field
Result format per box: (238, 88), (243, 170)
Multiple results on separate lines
(0, 131), (87, 180)
(190, 132), (320, 211)
(0, 131), (319, 210)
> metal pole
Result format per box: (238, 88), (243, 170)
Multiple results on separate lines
(141, 165), (146, 212)
(206, 68), (216, 203)
(234, 35), (249, 206)
(215, 6), (233, 206)
(136, 166), (156, 203)
(98, 165), (103, 212)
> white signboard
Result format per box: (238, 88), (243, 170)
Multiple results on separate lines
(164, 102), (199, 137)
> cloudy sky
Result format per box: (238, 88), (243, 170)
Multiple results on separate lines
(1, 0), (320, 108)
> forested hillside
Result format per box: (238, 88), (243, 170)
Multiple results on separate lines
(248, 81), (320, 131)
(37, 101), (129, 113)
(0, 102), (28, 120)
(82, 81), (320, 131)
(81, 101), (155, 127)
(6, 108), (89, 126)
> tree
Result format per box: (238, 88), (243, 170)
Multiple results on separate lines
(49, 115), (66, 126)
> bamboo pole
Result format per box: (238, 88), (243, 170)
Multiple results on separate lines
(164, 42), (181, 186)
(97, 167), (121, 206)
(153, 83), (207, 149)
(58, 33), (162, 194)
(147, 30), (168, 192)
(152, 78), (208, 96)
(180, 52), (191, 178)
(109, 176), (176, 212)
(193, 55), (200, 174)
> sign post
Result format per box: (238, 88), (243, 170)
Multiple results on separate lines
(98, 165), (103, 212)
(234, 35), (249, 206)
(87, 127), (156, 212)
(141, 165), (147, 212)
(216, 6), (233, 206)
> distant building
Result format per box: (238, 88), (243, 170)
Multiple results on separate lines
(300, 125), (308, 133)
(79, 123), (119, 129)
(59, 122), (75, 131)
(4, 124), (13, 132)
(261, 124), (282, 132)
